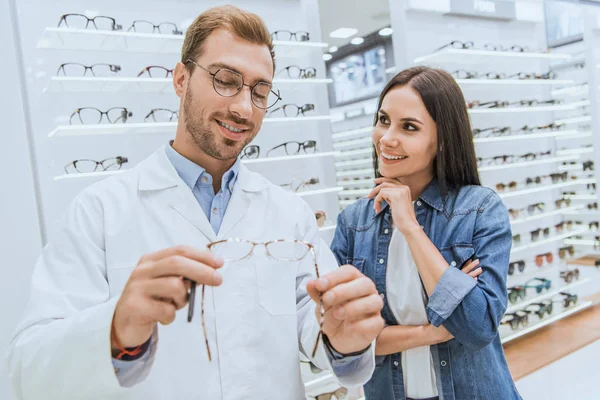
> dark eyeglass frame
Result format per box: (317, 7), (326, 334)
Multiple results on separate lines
(472, 126), (511, 138)
(554, 292), (578, 308)
(268, 103), (315, 118)
(558, 245), (575, 259)
(530, 227), (551, 242)
(502, 311), (529, 330)
(280, 177), (320, 192)
(523, 277), (552, 294)
(276, 65), (317, 79)
(144, 108), (178, 123)
(267, 140), (317, 157)
(434, 40), (474, 52)
(560, 268), (580, 283)
(508, 286), (527, 304)
(57, 63), (121, 77)
(240, 145), (260, 160)
(69, 107), (133, 125)
(64, 156), (128, 174)
(128, 20), (182, 35)
(185, 59), (282, 110)
(57, 13), (122, 31)
(508, 260), (526, 275)
(271, 30), (310, 42)
(137, 66), (174, 78)
(524, 301), (553, 319)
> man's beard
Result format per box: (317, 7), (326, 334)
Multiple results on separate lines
(183, 85), (257, 160)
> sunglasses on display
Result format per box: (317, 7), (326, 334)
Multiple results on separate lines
(279, 177), (320, 193)
(64, 156), (128, 174)
(496, 181), (518, 192)
(188, 238), (324, 361)
(502, 311), (529, 330)
(583, 161), (595, 171)
(518, 123), (566, 133)
(451, 70), (505, 80)
(530, 227), (551, 242)
(137, 65), (174, 78)
(558, 245), (575, 259)
(508, 260), (526, 275)
(144, 108), (178, 123)
(128, 20), (182, 35)
(535, 252), (553, 267)
(69, 107), (133, 125)
(276, 65), (317, 79)
(472, 126), (511, 138)
(508, 203), (544, 220)
(507, 71), (557, 80)
(508, 286), (526, 304)
(554, 292), (578, 308)
(560, 268), (580, 283)
(512, 234), (521, 246)
(524, 300), (553, 319)
(555, 198), (572, 209)
(268, 103), (315, 117)
(57, 63), (121, 77)
(270, 30), (310, 41)
(590, 221), (599, 231)
(523, 278), (552, 294)
(58, 13), (122, 31)
(588, 202), (598, 210)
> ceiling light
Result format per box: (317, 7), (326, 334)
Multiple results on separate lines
(378, 27), (393, 36)
(329, 46), (338, 53)
(323, 53), (333, 61)
(350, 37), (364, 45)
(329, 28), (358, 39)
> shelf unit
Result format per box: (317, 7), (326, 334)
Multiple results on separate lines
(414, 48), (572, 64)
(505, 277), (592, 315)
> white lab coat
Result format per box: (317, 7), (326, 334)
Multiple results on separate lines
(6, 146), (375, 400)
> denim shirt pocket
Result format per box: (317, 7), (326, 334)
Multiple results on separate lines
(345, 257), (366, 273)
(439, 244), (476, 270)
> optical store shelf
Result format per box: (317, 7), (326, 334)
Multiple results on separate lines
(455, 78), (574, 86)
(44, 76), (333, 93)
(497, 178), (596, 199)
(510, 228), (589, 255)
(414, 48), (572, 65)
(509, 206), (583, 227)
(54, 153), (341, 181)
(296, 187), (343, 198)
(501, 301), (594, 344)
(468, 100), (590, 115)
(478, 155), (581, 173)
(48, 117), (332, 137)
(38, 28), (328, 56)
(505, 277), (593, 315)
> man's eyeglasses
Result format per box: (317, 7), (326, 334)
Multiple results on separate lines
(268, 103), (315, 117)
(64, 156), (128, 174)
(280, 177), (320, 193)
(69, 107), (132, 125)
(277, 66), (317, 79)
(271, 30), (310, 42)
(128, 20), (182, 35)
(188, 239), (324, 361)
(57, 63), (121, 77)
(58, 13), (122, 31)
(185, 59), (282, 109)
(137, 66), (174, 78)
(144, 108), (178, 123)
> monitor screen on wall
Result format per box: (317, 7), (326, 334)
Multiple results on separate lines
(328, 45), (387, 107)
(545, 0), (584, 47)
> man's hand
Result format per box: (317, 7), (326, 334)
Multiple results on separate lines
(306, 265), (384, 355)
(111, 246), (224, 354)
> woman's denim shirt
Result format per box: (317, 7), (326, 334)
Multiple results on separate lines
(331, 179), (522, 400)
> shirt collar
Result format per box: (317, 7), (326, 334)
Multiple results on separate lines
(418, 178), (445, 212)
(164, 143), (239, 193)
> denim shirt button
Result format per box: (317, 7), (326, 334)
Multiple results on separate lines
(379, 259), (385, 264)
(384, 229), (389, 234)
(451, 261), (457, 267)
(393, 361), (399, 367)
(380, 293), (385, 299)
(441, 361), (447, 367)
(417, 201), (422, 206)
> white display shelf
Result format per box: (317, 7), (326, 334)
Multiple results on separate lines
(554, 115), (592, 125)
(501, 301), (594, 344)
(339, 199), (355, 207)
(318, 224), (337, 232)
(563, 195), (599, 201)
(555, 131), (593, 141)
(414, 48), (571, 64)
(295, 187), (343, 197)
(506, 264), (557, 283)
(509, 206), (583, 227)
(474, 130), (587, 144)
(564, 239), (598, 247)
(241, 151), (340, 165)
(334, 158), (372, 169)
(497, 178), (596, 199)
(505, 277), (592, 315)
(510, 228), (588, 255)
(562, 210), (600, 217)
(332, 126), (372, 140)
(44, 76), (332, 93)
(478, 155), (580, 173)
(333, 137), (371, 149)
(338, 178), (373, 188)
(334, 148), (372, 158)
(556, 147), (595, 156)
(304, 372), (337, 393)
(49, 116), (331, 137)
(551, 84), (589, 97)
(38, 27), (328, 56)
(456, 78), (574, 86)
(340, 188), (370, 197)
(54, 170), (124, 181)
(468, 100), (590, 115)
(336, 168), (374, 178)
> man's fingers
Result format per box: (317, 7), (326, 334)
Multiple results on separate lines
(138, 245), (224, 270)
(147, 299), (177, 325)
(321, 276), (377, 309)
(332, 293), (384, 321)
(144, 277), (189, 310)
(144, 255), (223, 286)
(314, 265), (363, 293)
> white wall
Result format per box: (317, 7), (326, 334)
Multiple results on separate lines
(0, 1), (44, 399)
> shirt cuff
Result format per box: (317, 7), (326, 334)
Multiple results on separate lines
(427, 265), (477, 326)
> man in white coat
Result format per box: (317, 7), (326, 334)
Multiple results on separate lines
(6, 5), (385, 400)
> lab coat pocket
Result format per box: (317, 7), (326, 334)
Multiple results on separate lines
(106, 262), (136, 298)
(255, 258), (297, 316)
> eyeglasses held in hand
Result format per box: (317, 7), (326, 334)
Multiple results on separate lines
(57, 63), (121, 77)
(144, 108), (178, 123)
(268, 103), (315, 117)
(185, 59), (282, 109)
(280, 177), (320, 192)
(58, 13), (122, 31)
(277, 65), (317, 79)
(137, 66), (174, 78)
(271, 30), (310, 41)
(64, 156), (128, 174)
(188, 239), (324, 361)
(69, 107), (132, 125)
(128, 20), (182, 35)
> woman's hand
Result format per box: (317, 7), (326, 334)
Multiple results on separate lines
(461, 258), (482, 281)
(368, 177), (421, 236)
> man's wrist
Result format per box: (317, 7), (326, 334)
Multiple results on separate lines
(323, 334), (370, 358)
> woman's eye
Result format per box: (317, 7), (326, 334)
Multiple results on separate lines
(404, 123), (417, 131)
(378, 115), (388, 124)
